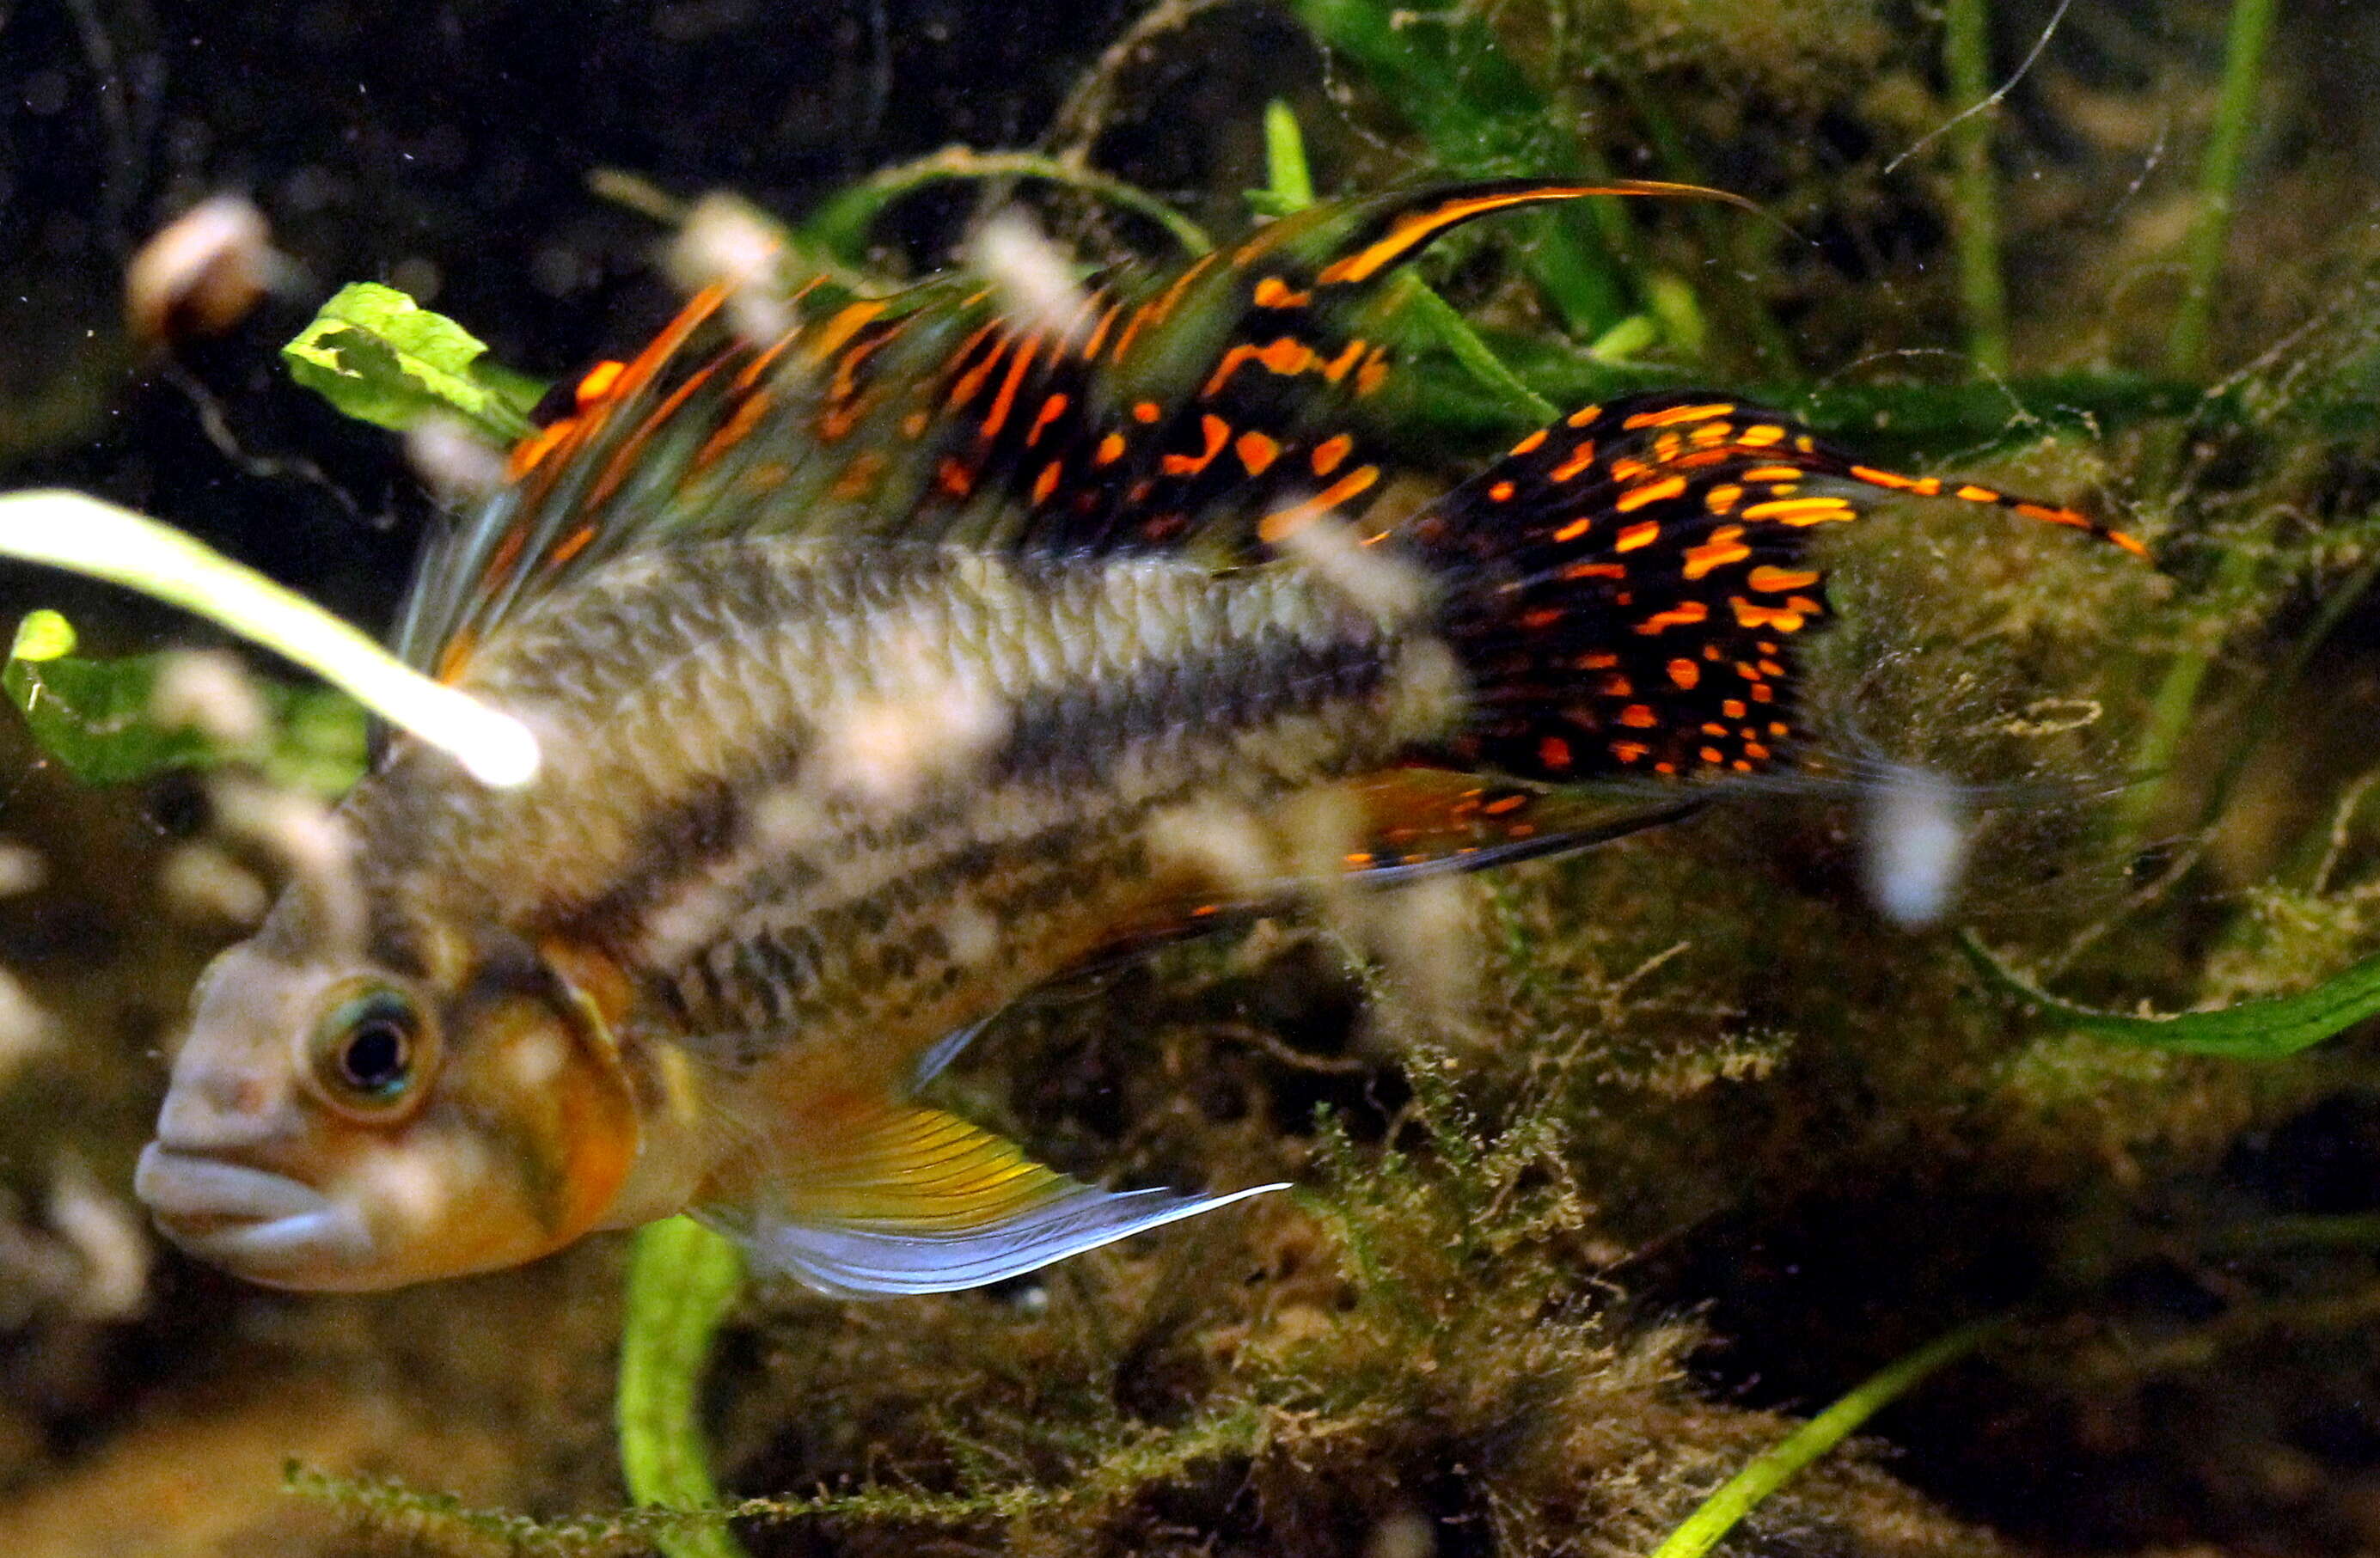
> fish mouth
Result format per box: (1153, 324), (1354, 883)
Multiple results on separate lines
(134, 1144), (374, 1282)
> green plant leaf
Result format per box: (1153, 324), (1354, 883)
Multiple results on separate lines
(618, 1217), (748, 1558)
(282, 281), (538, 441)
(5, 609), (366, 793)
(1959, 930), (2380, 1058)
(1257, 99), (1315, 215)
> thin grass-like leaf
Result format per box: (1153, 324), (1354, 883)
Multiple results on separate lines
(1649, 1318), (2010, 1558)
(1289, 0), (1639, 336)
(2168, 0), (2279, 376)
(1959, 930), (2380, 1058)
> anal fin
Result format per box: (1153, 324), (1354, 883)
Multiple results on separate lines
(707, 1096), (1281, 1298)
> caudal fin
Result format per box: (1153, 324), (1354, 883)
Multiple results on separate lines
(1400, 391), (2146, 785)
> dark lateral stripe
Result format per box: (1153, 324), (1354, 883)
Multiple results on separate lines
(547, 746), (810, 946)
(982, 624), (1392, 788)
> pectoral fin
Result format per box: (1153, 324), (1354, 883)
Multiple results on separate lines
(706, 1096), (1282, 1298)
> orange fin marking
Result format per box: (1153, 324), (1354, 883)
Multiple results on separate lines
(1257, 467), (1380, 545)
(1316, 182), (1744, 285)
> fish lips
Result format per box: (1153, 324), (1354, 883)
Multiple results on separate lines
(134, 1143), (374, 1283)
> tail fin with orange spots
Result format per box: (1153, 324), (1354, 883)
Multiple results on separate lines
(1400, 390), (2145, 787)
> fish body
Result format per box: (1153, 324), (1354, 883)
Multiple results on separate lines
(136, 182), (2144, 1293)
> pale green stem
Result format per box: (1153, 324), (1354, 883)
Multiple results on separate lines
(618, 1218), (749, 1558)
(1385, 272), (1558, 425)
(805, 145), (1214, 260)
(1649, 1318), (2010, 1558)
(1945, 0), (2009, 376)
(2121, 540), (2260, 840)
(2168, 0), (2278, 378)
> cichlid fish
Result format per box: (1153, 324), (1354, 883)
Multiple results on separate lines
(133, 181), (2144, 1293)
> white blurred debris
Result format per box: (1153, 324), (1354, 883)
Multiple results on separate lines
(814, 638), (1010, 806)
(150, 650), (267, 750)
(669, 192), (792, 344)
(1275, 512), (1428, 621)
(1357, 874), (1478, 1030)
(47, 1156), (150, 1321)
(1146, 801), (1277, 901)
(970, 208), (1091, 336)
(1859, 763), (1974, 928)
(211, 775), (363, 952)
(0, 841), (44, 898)
(405, 412), (511, 504)
(1282, 785), (1363, 909)
(1365, 1507), (1437, 1558)
(161, 841), (271, 928)
(0, 967), (54, 1083)
(125, 194), (288, 344)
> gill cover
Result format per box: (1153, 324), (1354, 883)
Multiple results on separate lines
(456, 950), (645, 1264)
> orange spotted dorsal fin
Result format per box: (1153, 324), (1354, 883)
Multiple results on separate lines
(397, 181), (1754, 684)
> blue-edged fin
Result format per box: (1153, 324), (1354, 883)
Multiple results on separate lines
(705, 1094), (1282, 1298)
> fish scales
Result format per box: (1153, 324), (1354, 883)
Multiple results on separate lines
(138, 180), (2144, 1293)
(361, 541), (1456, 1071)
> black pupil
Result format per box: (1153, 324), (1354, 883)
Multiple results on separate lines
(341, 1021), (409, 1092)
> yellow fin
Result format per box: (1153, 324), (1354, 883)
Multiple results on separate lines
(704, 1094), (1281, 1298)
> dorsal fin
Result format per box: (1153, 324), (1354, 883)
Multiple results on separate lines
(397, 180), (1747, 681)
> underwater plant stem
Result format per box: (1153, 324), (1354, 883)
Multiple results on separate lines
(0, 491), (538, 786)
(1606, 73), (1795, 373)
(1289, 0), (1637, 335)
(2121, 541), (2261, 839)
(1944, 0), (2010, 376)
(618, 1217), (749, 1558)
(1649, 1317), (2010, 1558)
(1386, 272), (1558, 425)
(804, 146), (1214, 260)
(2168, 0), (2277, 378)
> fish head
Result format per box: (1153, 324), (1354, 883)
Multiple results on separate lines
(136, 933), (642, 1290)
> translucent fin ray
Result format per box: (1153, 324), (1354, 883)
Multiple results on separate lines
(703, 1093), (1279, 1298)
(707, 1181), (1281, 1299)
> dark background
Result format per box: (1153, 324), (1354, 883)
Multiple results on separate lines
(0, 0), (1318, 632)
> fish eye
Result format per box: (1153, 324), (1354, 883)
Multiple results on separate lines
(304, 982), (435, 1119)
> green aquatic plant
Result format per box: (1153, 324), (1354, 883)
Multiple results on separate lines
(617, 1219), (748, 1558)
(1941, 0), (2008, 376)
(0, 491), (537, 785)
(284, 280), (544, 441)
(1649, 1316), (2014, 1558)
(3, 609), (364, 792)
(1961, 930), (2380, 1060)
